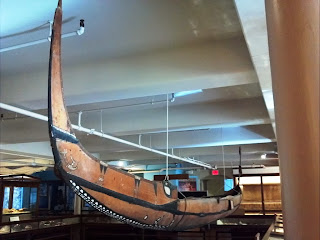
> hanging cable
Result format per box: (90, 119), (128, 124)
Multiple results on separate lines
(165, 94), (169, 181)
(238, 146), (242, 184)
(221, 128), (226, 182)
(222, 145), (226, 182)
(214, 128), (227, 195)
(221, 128), (229, 191)
(100, 110), (103, 133)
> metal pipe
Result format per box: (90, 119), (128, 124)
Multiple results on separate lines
(138, 134), (142, 145)
(0, 159), (54, 167)
(0, 102), (213, 169)
(68, 94), (175, 115)
(78, 111), (83, 127)
(129, 167), (203, 174)
(0, 38), (50, 53)
(128, 164), (265, 174)
(100, 110), (103, 132)
(73, 125), (212, 168)
(0, 150), (53, 161)
(226, 164), (265, 169)
(0, 103), (48, 121)
(0, 20), (85, 53)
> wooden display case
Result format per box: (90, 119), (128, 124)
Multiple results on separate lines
(234, 174), (282, 214)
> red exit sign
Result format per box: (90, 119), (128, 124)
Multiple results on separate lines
(211, 170), (219, 175)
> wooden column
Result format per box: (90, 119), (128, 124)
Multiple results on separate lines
(260, 176), (265, 215)
(8, 186), (13, 209)
(0, 184), (3, 223)
(265, 1), (319, 239)
(36, 186), (40, 217)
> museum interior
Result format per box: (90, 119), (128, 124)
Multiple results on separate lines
(0, 0), (318, 240)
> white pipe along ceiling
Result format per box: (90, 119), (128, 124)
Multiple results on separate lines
(0, 19), (85, 53)
(0, 102), (213, 169)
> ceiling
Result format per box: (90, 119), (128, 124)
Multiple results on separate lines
(0, 0), (277, 173)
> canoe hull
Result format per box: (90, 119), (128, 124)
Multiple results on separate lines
(48, 0), (242, 231)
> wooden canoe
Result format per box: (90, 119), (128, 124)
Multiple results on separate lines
(48, 0), (242, 231)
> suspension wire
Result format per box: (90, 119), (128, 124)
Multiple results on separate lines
(217, 129), (241, 195)
(173, 189), (187, 231)
(215, 142), (241, 195)
(220, 128), (226, 182)
(100, 110), (103, 132)
(220, 128), (239, 193)
(214, 128), (227, 194)
(221, 128), (228, 191)
(165, 93), (169, 181)
(222, 144), (226, 182)
(238, 146), (242, 184)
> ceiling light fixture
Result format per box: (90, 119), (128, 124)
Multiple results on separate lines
(261, 154), (267, 159)
(174, 89), (203, 98)
(117, 161), (125, 167)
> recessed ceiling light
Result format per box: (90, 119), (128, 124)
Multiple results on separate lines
(117, 161), (125, 167)
(174, 89), (203, 97)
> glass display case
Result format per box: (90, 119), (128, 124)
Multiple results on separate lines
(0, 215), (80, 236)
(0, 175), (40, 223)
(38, 181), (75, 213)
(235, 175), (282, 215)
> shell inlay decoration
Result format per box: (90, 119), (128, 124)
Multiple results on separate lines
(164, 186), (171, 195)
(66, 156), (77, 171)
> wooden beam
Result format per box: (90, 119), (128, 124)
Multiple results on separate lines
(154, 174), (189, 181)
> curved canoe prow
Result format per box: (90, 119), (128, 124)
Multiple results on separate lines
(48, 0), (242, 231)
